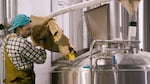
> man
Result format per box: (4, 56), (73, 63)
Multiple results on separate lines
(0, 14), (46, 84)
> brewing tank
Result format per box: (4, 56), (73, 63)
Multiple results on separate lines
(94, 51), (150, 84)
(51, 40), (150, 84)
(51, 52), (150, 84)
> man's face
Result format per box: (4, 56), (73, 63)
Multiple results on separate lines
(20, 23), (32, 38)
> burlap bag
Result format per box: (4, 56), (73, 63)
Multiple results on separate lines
(30, 15), (75, 60)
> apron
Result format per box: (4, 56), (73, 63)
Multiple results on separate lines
(3, 35), (35, 84)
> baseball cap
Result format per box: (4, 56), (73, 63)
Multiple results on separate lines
(8, 14), (31, 31)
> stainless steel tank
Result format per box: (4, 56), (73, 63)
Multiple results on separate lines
(92, 40), (150, 84)
(51, 49), (92, 84)
(51, 66), (91, 84)
(51, 40), (150, 84)
(51, 58), (150, 84)
(94, 64), (150, 84)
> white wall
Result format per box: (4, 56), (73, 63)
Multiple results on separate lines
(18, 0), (51, 16)
(18, 0), (70, 37)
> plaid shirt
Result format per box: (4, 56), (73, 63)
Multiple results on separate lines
(0, 33), (46, 70)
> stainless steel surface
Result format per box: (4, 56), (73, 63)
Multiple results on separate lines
(51, 64), (150, 84)
(51, 67), (91, 84)
(94, 65), (150, 84)
(84, 4), (110, 44)
(51, 40), (143, 84)
(109, 0), (120, 39)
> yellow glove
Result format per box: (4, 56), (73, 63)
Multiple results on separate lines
(68, 52), (75, 61)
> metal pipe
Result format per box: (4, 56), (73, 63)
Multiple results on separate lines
(109, 0), (120, 39)
(0, 0), (6, 24)
(89, 40), (96, 67)
(48, 0), (110, 18)
(0, 1), (7, 84)
(11, 0), (17, 18)
(7, 0), (17, 23)
(89, 40), (96, 84)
